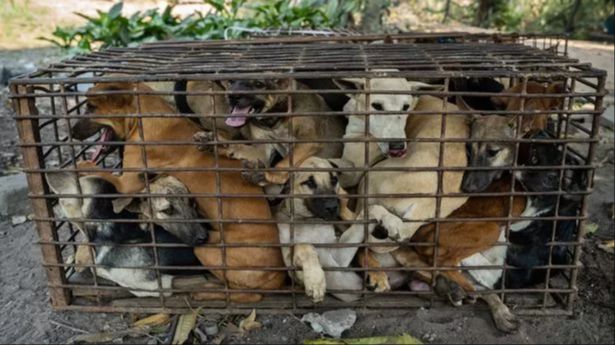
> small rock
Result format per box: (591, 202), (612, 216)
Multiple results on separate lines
(301, 309), (357, 339)
(11, 215), (27, 226)
(202, 320), (219, 336)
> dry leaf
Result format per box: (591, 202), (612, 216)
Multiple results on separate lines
(134, 313), (170, 328)
(172, 311), (198, 345)
(239, 309), (262, 333)
(598, 240), (615, 254)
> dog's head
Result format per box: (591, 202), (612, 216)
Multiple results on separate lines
(461, 81), (566, 193)
(222, 79), (290, 129)
(112, 175), (209, 246)
(334, 72), (432, 158)
(491, 81), (566, 132)
(46, 172), (138, 242)
(284, 157), (345, 221)
(71, 82), (141, 162)
(462, 115), (517, 192)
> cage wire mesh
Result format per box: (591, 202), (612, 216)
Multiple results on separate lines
(9, 33), (606, 316)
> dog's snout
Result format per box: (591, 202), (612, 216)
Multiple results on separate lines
(193, 231), (209, 245)
(387, 141), (407, 157)
(372, 224), (389, 240)
(308, 197), (340, 221)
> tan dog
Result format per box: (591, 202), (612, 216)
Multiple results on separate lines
(277, 157), (365, 302)
(74, 82), (285, 302)
(357, 95), (469, 247)
(193, 79), (346, 186)
(332, 73), (440, 188)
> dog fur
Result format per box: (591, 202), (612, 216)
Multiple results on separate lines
(193, 79), (346, 186)
(73, 82), (286, 302)
(332, 73), (440, 188)
(357, 95), (469, 247)
(46, 172), (201, 297)
(461, 82), (566, 192)
(276, 156), (366, 302)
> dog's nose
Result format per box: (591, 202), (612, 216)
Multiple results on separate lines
(192, 230), (209, 245)
(389, 141), (406, 151)
(372, 224), (389, 240)
(323, 198), (339, 216)
(388, 141), (407, 157)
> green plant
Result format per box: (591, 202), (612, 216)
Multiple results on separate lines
(42, 0), (365, 53)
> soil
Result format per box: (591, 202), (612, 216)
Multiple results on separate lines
(0, 40), (613, 345)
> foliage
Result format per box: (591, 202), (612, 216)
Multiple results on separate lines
(42, 0), (364, 53)
(442, 0), (614, 38)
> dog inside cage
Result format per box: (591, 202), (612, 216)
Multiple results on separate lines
(9, 33), (604, 332)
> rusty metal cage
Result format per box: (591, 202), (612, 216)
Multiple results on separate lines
(9, 33), (606, 317)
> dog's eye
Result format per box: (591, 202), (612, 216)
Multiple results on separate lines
(402, 104), (410, 111)
(160, 206), (174, 216)
(86, 103), (97, 112)
(371, 102), (384, 111)
(253, 81), (266, 88)
(301, 176), (318, 189)
(487, 147), (501, 157)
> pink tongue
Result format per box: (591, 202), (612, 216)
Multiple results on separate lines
(89, 128), (111, 162)
(225, 106), (251, 127)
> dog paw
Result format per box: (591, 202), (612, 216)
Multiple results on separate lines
(492, 305), (520, 333)
(303, 266), (326, 303)
(368, 205), (403, 240)
(367, 271), (391, 293)
(193, 131), (217, 153)
(434, 275), (467, 307)
(265, 171), (290, 185)
(241, 160), (268, 187)
(76, 160), (98, 173)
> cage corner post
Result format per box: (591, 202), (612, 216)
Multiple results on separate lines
(10, 83), (71, 308)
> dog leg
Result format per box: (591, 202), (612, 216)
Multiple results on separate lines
(76, 161), (145, 194)
(193, 130), (232, 157)
(481, 293), (520, 333)
(265, 143), (323, 185)
(357, 250), (391, 292)
(74, 244), (94, 273)
(189, 281), (263, 303)
(293, 243), (326, 303)
(338, 187), (357, 221)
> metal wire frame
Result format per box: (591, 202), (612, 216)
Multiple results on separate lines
(9, 35), (606, 316)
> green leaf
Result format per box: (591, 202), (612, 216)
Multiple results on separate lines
(108, 1), (124, 20)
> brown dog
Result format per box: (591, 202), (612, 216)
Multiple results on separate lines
(74, 82), (285, 302)
(363, 176), (526, 332)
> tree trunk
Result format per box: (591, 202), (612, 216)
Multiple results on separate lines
(474, 0), (495, 27)
(565, 0), (582, 33)
(442, 0), (452, 23)
(360, 0), (388, 33)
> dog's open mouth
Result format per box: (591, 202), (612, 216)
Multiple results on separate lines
(89, 127), (114, 162)
(226, 105), (259, 127)
(388, 149), (407, 158)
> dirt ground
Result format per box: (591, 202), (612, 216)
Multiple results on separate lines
(0, 1), (614, 341)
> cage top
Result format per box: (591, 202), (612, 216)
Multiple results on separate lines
(10, 38), (605, 85)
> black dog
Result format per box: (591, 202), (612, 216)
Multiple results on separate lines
(47, 173), (203, 297)
(499, 131), (585, 288)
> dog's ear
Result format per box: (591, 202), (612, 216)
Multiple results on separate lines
(546, 82), (566, 109)
(327, 160), (339, 170)
(333, 78), (366, 91)
(112, 197), (142, 214)
(407, 81), (443, 91)
(455, 96), (474, 111)
(215, 80), (231, 90)
(46, 171), (79, 195)
(86, 83), (134, 109)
